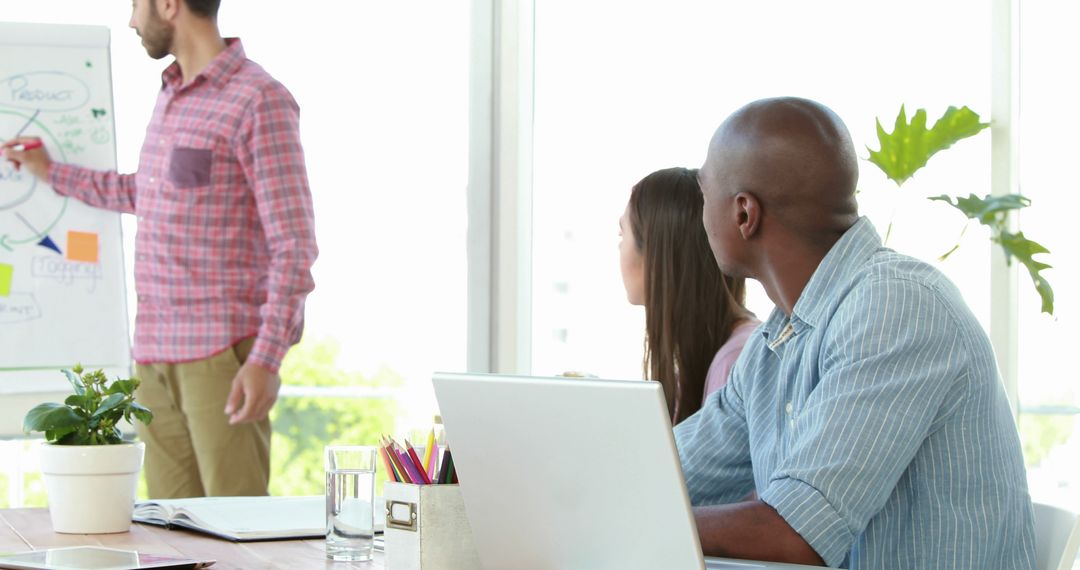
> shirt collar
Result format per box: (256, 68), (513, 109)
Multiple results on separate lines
(161, 37), (245, 91)
(758, 216), (883, 344)
(793, 216), (883, 327)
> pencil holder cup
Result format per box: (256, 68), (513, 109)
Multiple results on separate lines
(383, 482), (480, 570)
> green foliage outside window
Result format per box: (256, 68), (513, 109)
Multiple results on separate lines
(269, 336), (402, 496)
(1018, 414), (1074, 468)
(0, 336), (401, 508)
(2, 447), (48, 507)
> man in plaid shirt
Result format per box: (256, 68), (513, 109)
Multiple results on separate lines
(4, 0), (317, 498)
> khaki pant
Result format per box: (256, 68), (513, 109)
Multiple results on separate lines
(134, 337), (271, 499)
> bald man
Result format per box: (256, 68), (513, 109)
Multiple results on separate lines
(674, 98), (1035, 568)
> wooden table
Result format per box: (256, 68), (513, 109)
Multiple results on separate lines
(0, 509), (384, 569)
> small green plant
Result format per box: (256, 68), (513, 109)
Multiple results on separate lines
(23, 365), (153, 445)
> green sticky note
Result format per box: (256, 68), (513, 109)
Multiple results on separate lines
(0, 263), (12, 297)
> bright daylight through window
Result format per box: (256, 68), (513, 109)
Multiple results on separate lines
(0, 0), (469, 503)
(0, 0), (1075, 517)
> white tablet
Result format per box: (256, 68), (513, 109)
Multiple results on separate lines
(0, 547), (214, 570)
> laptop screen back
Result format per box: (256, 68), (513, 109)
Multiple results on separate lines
(432, 373), (705, 570)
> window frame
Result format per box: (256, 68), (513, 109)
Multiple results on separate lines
(468, 0), (535, 375)
(470, 0), (1025, 413)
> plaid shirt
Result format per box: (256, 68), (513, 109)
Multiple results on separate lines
(49, 39), (317, 373)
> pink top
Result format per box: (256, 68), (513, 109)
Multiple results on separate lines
(702, 319), (760, 401)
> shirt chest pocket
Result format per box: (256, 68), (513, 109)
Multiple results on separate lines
(166, 130), (223, 190)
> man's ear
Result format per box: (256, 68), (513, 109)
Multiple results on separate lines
(734, 191), (761, 240)
(158, 0), (182, 21)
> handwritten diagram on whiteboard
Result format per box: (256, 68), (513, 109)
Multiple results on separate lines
(0, 23), (129, 372)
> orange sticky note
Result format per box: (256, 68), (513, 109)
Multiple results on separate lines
(0, 263), (12, 297)
(67, 231), (99, 263)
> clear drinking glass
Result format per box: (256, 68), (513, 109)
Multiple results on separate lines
(325, 445), (377, 561)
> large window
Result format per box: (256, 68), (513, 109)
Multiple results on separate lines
(2, 0), (469, 500)
(532, 0), (992, 379)
(220, 1), (471, 428)
(1017, 0), (1080, 510)
(3, 0), (1075, 516)
(530, 0), (1076, 515)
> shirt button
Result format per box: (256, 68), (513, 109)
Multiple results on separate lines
(159, 138), (165, 144)
(149, 177), (155, 184)
(785, 402), (794, 414)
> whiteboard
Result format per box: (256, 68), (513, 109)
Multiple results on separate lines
(0, 23), (130, 395)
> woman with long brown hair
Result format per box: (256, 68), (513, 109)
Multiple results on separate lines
(618, 167), (759, 425)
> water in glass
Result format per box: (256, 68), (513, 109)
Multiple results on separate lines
(326, 466), (375, 560)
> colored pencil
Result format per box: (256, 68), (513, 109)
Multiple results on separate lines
(427, 443), (438, 481)
(383, 436), (412, 484)
(393, 441), (425, 485)
(422, 429), (435, 475)
(446, 450), (457, 484)
(436, 447), (449, 484)
(437, 448), (456, 484)
(378, 443), (398, 482)
(404, 439), (432, 484)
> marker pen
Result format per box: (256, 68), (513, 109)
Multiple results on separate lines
(8, 140), (44, 152)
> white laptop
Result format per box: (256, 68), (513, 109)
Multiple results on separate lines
(432, 372), (824, 570)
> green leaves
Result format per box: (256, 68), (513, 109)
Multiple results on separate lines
(868, 105), (989, 186)
(92, 393), (126, 419)
(929, 194), (1030, 226)
(126, 403), (154, 426)
(24, 403), (83, 434)
(105, 378), (139, 396)
(63, 369), (86, 396)
(999, 231), (1055, 314)
(930, 193), (1055, 314)
(866, 104), (1055, 316)
(64, 394), (91, 409)
(23, 367), (153, 445)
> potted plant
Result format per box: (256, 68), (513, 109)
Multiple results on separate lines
(22, 365), (153, 534)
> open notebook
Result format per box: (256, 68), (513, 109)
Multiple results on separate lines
(134, 496), (385, 542)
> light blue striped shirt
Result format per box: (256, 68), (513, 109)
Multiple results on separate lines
(674, 217), (1035, 569)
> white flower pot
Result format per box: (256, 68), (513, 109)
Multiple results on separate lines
(38, 441), (145, 534)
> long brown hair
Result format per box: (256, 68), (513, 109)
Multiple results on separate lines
(628, 167), (750, 424)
